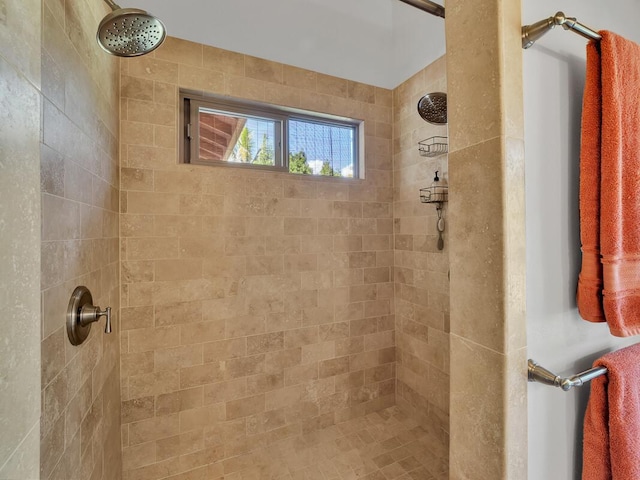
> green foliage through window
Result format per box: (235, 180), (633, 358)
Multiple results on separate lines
(289, 151), (312, 174)
(253, 134), (274, 165)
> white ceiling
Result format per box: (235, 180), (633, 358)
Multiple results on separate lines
(132, 0), (446, 89)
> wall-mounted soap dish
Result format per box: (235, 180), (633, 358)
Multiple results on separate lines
(418, 136), (448, 158)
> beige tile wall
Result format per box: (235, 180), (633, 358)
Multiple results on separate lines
(446, 0), (527, 478)
(0, 0), (42, 477)
(120, 37), (395, 480)
(40, 0), (121, 479)
(392, 56), (449, 480)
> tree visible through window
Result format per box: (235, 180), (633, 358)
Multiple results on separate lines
(289, 151), (312, 175)
(254, 134), (274, 165)
(228, 119), (276, 165)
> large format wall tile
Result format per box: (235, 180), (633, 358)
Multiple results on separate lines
(0, 43), (42, 480)
(446, 0), (527, 478)
(39, 1), (121, 479)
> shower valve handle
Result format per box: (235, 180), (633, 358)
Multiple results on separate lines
(79, 305), (112, 334)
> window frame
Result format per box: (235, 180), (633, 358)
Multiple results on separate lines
(180, 90), (361, 178)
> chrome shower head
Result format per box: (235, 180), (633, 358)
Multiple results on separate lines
(97, 0), (166, 57)
(417, 92), (447, 125)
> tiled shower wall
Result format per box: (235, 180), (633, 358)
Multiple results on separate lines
(446, 0), (527, 476)
(40, 0), (121, 479)
(0, 0), (41, 477)
(119, 37), (395, 480)
(392, 56), (450, 479)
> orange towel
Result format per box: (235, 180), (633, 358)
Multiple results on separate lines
(582, 343), (640, 480)
(577, 40), (604, 323)
(577, 32), (640, 336)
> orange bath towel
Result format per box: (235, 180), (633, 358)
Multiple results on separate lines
(582, 343), (640, 480)
(577, 40), (604, 323)
(577, 32), (640, 336)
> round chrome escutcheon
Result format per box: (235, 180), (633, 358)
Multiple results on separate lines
(66, 286), (94, 346)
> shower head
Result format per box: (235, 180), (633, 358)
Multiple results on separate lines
(417, 92), (447, 125)
(97, 0), (166, 57)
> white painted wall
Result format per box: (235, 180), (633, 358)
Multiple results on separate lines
(523, 2), (640, 479)
(392, 1), (445, 85)
(132, 0), (444, 89)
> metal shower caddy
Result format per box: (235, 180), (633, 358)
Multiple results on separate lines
(420, 173), (448, 251)
(418, 136), (448, 158)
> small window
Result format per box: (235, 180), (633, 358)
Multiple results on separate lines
(180, 91), (360, 178)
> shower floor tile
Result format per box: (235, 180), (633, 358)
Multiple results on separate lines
(213, 407), (441, 480)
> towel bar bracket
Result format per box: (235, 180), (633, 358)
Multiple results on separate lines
(522, 11), (601, 49)
(528, 359), (608, 391)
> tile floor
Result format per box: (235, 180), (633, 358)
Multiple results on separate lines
(205, 407), (442, 480)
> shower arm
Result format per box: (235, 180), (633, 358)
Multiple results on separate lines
(103, 0), (121, 11)
(398, 0), (445, 19)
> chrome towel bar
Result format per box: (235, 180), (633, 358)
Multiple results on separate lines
(528, 359), (607, 391)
